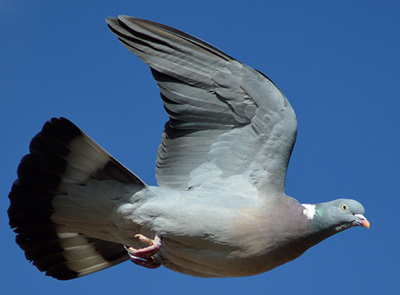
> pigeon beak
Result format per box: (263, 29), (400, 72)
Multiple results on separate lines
(353, 213), (370, 229)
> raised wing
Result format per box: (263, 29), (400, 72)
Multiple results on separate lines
(107, 16), (297, 194)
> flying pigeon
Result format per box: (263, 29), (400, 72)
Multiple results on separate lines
(8, 15), (370, 280)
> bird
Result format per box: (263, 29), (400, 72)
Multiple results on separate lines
(8, 15), (370, 281)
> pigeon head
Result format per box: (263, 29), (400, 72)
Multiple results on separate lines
(303, 199), (370, 236)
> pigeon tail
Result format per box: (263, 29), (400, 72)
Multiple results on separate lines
(8, 118), (145, 280)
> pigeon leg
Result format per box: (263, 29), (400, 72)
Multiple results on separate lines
(125, 234), (162, 269)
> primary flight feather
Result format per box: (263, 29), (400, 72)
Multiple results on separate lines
(8, 15), (369, 280)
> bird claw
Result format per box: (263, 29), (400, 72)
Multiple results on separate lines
(125, 234), (162, 269)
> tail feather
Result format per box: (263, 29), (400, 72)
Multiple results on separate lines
(8, 118), (144, 280)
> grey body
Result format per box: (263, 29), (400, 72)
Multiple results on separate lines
(8, 16), (368, 280)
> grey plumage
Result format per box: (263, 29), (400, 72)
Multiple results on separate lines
(8, 15), (369, 280)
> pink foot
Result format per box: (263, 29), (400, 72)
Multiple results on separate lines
(125, 234), (162, 269)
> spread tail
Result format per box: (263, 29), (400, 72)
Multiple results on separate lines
(8, 118), (145, 280)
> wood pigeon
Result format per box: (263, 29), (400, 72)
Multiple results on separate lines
(8, 15), (369, 280)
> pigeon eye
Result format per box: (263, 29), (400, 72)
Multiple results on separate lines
(341, 204), (348, 211)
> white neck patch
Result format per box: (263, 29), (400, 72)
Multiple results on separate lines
(302, 204), (316, 220)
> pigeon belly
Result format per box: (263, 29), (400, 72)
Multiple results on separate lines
(140, 196), (311, 277)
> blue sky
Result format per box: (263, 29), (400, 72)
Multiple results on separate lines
(1, 1), (399, 294)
